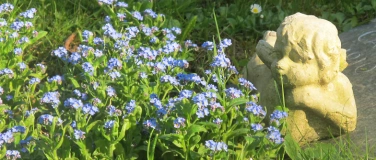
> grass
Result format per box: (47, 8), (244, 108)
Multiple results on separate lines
(22, 0), (102, 75)
(7, 0), (376, 159)
(24, 0), (376, 75)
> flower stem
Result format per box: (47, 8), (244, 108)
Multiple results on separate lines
(109, 143), (115, 158)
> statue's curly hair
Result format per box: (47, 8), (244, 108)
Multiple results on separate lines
(276, 13), (348, 84)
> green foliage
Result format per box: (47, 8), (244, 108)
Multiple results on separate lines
(0, 0), (375, 159)
(151, 0), (376, 71)
(0, 1), (289, 159)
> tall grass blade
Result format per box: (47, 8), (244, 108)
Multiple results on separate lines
(180, 15), (197, 42)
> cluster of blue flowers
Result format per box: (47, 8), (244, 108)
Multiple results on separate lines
(20, 8), (37, 18)
(225, 87), (244, 99)
(143, 118), (157, 129)
(205, 140), (228, 152)
(107, 105), (122, 116)
(124, 100), (136, 114)
(104, 120), (116, 129)
(0, 3), (14, 14)
(246, 101), (266, 117)
(270, 110), (288, 126)
(64, 98), (84, 109)
(40, 91), (61, 108)
(73, 129), (86, 140)
(267, 126), (284, 144)
(211, 53), (232, 68)
(82, 103), (99, 115)
(238, 78), (257, 90)
(48, 75), (64, 84)
(0, 1), (290, 159)
(0, 68), (14, 78)
(6, 150), (21, 159)
(251, 123), (263, 131)
(0, 130), (14, 147)
(29, 78), (40, 85)
(98, 0), (119, 5)
(38, 114), (63, 125)
(173, 117), (186, 128)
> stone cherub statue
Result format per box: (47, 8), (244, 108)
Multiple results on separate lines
(242, 13), (357, 144)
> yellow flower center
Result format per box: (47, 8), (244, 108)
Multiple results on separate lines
(252, 8), (259, 13)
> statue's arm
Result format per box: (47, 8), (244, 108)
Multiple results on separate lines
(256, 31), (278, 69)
(293, 84), (357, 131)
(317, 97), (356, 131)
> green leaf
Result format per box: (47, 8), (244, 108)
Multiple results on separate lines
(275, 105), (289, 112)
(0, 146), (6, 159)
(75, 141), (90, 159)
(113, 119), (131, 144)
(155, 14), (166, 28)
(24, 114), (35, 127)
(98, 88), (107, 100)
(54, 125), (67, 151)
(218, 7), (227, 16)
(185, 124), (207, 141)
(363, 5), (373, 11)
(350, 16), (358, 27)
(284, 133), (303, 160)
(245, 136), (255, 144)
(26, 31), (48, 48)
(161, 149), (185, 158)
(49, 117), (58, 136)
(140, 2), (152, 11)
(0, 119), (7, 132)
(93, 56), (106, 68)
(227, 18), (238, 27)
(29, 73), (45, 79)
(223, 128), (249, 142)
(67, 75), (80, 88)
(39, 133), (54, 144)
(85, 120), (100, 133)
(147, 131), (158, 160)
(185, 57), (195, 61)
(247, 135), (263, 150)
(236, 16), (244, 22)
(132, 106), (142, 120)
(227, 98), (248, 108)
(44, 153), (55, 160)
(101, 5), (119, 27)
(180, 16), (197, 42)
(159, 133), (184, 142)
(101, 128), (111, 142)
(189, 151), (201, 159)
(13, 133), (22, 147)
(165, 18), (181, 28)
(334, 12), (345, 23)
(189, 135), (201, 150)
(197, 144), (206, 156)
(196, 122), (218, 130)
(114, 143), (126, 159)
(159, 134), (184, 148)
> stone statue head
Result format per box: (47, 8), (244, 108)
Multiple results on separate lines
(242, 13), (357, 144)
(271, 13), (346, 87)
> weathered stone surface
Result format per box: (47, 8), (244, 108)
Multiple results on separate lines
(329, 18), (376, 150)
(242, 13), (357, 144)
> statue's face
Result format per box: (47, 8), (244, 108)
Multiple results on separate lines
(271, 34), (320, 88)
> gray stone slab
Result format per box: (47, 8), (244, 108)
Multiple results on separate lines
(319, 19), (376, 154)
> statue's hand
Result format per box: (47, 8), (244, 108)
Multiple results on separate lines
(263, 31), (277, 46)
(256, 31), (277, 69)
